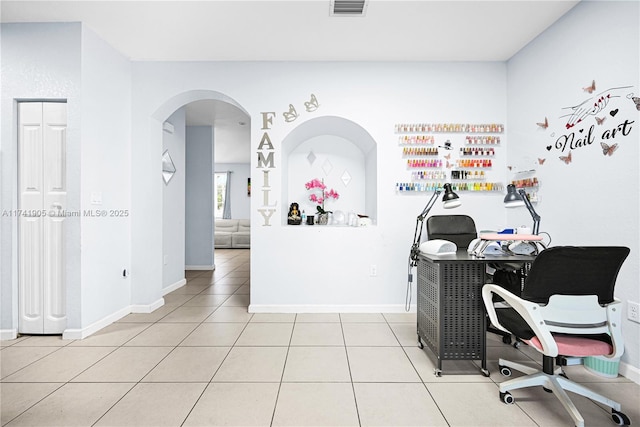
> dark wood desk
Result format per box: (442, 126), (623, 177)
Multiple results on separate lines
(417, 250), (535, 376)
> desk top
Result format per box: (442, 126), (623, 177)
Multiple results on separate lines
(479, 233), (543, 241)
(419, 250), (535, 263)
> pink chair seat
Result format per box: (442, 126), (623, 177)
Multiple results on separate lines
(525, 335), (613, 357)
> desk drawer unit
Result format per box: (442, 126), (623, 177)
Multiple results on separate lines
(417, 259), (485, 373)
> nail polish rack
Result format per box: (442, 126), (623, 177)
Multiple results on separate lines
(395, 122), (505, 193)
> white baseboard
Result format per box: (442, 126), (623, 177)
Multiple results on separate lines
(620, 360), (640, 385)
(185, 265), (215, 270)
(248, 304), (417, 313)
(162, 278), (186, 295)
(0, 329), (18, 341)
(62, 298), (165, 340)
(131, 298), (165, 313)
(63, 305), (131, 340)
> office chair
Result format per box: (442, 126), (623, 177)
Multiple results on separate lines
(427, 215), (514, 344)
(426, 215), (477, 248)
(482, 246), (631, 427)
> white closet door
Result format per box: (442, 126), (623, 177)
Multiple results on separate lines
(18, 102), (67, 334)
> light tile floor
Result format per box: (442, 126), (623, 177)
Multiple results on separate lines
(1, 248), (639, 426)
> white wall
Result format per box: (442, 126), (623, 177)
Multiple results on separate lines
(185, 125), (214, 268)
(215, 163), (251, 220)
(79, 26), (132, 329)
(1, 23), (82, 334)
(130, 61), (509, 315)
(162, 109), (186, 288)
(0, 23), (133, 336)
(506, 0), (640, 375)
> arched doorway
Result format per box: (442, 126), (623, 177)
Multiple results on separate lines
(150, 90), (250, 293)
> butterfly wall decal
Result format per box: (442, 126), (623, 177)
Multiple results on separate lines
(446, 161), (453, 169)
(595, 116), (606, 125)
(304, 94), (319, 112)
(444, 153), (451, 160)
(559, 150), (572, 164)
(283, 104), (299, 123)
(632, 96), (640, 111)
(601, 142), (618, 156)
(538, 158), (546, 165)
(583, 80), (596, 94)
(536, 117), (548, 129)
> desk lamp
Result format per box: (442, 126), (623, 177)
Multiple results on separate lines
(503, 184), (540, 235)
(409, 183), (461, 267)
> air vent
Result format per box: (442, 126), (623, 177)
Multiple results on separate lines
(331, 0), (367, 16)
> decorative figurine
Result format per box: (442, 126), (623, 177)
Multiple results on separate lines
(287, 202), (302, 225)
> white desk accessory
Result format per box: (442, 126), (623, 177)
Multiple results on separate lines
(420, 239), (458, 255)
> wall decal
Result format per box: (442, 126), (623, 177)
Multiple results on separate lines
(539, 84), (637, 164)
(583, 80), (596, 94)
(536, 117), (549, 129)
(256, 91), (322, 225)
(283, 104), (299, 122)
(559, 150), (572, 164)
(561, 85), (631, 129)
(256, 112), (277, 226)
(304, 94), (319, 112)
(538, 158), (546, 165)
(162, 150), (176, 184)
(600, 142), (618, 156)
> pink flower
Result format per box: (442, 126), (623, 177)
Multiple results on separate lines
(305, 178), (326, 190)
(305, 178), (339, 214)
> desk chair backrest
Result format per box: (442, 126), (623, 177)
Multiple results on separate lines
(426, 215), (477, 248)
(523, 246), (630, 305)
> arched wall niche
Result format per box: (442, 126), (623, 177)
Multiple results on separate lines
(281, 116), (377, 224)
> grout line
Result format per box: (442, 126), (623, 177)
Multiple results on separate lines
(339, 314), (363, 426)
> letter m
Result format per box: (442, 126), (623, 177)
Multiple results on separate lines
(257, 151), (274, 168)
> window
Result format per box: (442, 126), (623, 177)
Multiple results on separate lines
(214, 172), (227, 219)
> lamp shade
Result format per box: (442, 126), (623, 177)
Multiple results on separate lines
(441, 183), (462, 209)
(503, 184), (525, 208)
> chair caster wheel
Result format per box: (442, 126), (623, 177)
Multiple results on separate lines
(611, 409), (631, 426)
(481, 368), (490, 377)
(502, 335), (512, 344)
(513, 341), (521, 349)
(499, 365), (512, 377)
(417, 336), (424, 349)
(500, 391), (515, 404)
(434, 369), (442, 377)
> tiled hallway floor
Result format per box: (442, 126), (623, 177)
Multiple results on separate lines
(2, 249), (639, 426)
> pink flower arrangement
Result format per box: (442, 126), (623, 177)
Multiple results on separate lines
(305, 178), (339, 214)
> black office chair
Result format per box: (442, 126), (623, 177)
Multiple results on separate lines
(482, 246), (631, 427)
(426, 215), (477, 248)
(427, 215), (514, 344)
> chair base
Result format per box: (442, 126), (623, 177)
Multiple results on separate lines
(498, 358), (625, 427)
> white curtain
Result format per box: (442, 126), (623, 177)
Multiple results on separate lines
(223, 171), (232, 219)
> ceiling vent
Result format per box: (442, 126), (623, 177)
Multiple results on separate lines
(330, 0), (368, 16)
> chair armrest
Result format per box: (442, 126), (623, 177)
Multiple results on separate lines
(607, 299), (625, 359)
(482, 284), (559, 357)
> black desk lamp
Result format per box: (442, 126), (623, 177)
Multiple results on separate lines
(503, 184), (540, 235)
(409, 183), (461, 267)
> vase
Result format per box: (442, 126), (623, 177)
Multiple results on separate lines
(317, 213), (329, 225)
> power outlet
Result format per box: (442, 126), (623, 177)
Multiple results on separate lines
(628, 301), (640, 324)
(369, 264), (377, 277)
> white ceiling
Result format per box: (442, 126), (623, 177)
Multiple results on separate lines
(1, 0), (581, 162)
